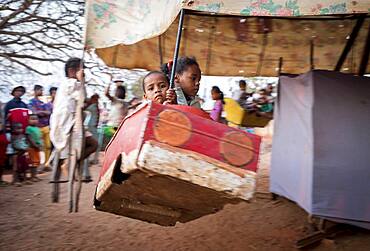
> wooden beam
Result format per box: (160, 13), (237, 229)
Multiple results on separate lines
(358, 23), (370, 75)
(335, 15), (366, 71)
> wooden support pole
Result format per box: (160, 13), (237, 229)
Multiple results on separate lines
(278, 57), (283, 75)
(334, 15), (366, 71)
(310, 39), (315, 70)
(358, 23), (370, 76)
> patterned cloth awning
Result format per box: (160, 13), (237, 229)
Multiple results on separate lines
(85, 1), (370, 76)
(85, 0), (370, 48)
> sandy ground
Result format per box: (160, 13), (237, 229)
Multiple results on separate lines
(1, 129), (370, 251)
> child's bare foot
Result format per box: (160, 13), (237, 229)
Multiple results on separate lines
(24, 180), (33, 185)
(82, 176), (93, 183)
(0, 180), (9, 187)
(11, 181), (22, 187)
(31, 177), (41, 182)
(43, 165), (52, 172)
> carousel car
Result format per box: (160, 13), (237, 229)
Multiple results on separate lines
(94, 102), (261, 226)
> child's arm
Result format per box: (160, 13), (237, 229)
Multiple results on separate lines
(164, 89), (177, 105)
(105, 83), (115, 102)
(128, 102), (142, 110)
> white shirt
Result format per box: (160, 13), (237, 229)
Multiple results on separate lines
(49, 78), (84, 152)
(232, 89), (242, 100)
(107, 97), (129, 128)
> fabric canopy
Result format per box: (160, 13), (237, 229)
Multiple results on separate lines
(85, 0), (370, 47)
(94, 15), (370, 76)
(84, 1), (370, 76)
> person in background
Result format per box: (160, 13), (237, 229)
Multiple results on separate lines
(85, 94), (100, 141)
(4, 86), (29, 131)
(0, 119), (9, 186)
(210, 86), (225, 123)
(46, 87), (57, 110)
(232, 80), (247, 101)
(105, 80), (129, 130)
(265, 83), (275, 107)
(127, 97), (142, 115)
(266, 83), (275, 96)
(129, 97), (140, 106)
(44, 87), (57, 161)
(11, 122), (30, 186)
(26, 114), (42, 182)
(85, 94), (101, 166)
(28, 85), (52, 171)
(256, 89), (274, 115)
(161, 56), (202, 108)
(100, 102), (109, 125)
(49, 57), (98, 189)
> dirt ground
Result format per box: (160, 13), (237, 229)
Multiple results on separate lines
(1, 130), (370, 251)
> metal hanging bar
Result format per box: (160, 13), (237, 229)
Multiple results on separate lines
(170, 9), (186, 88)
(334, 15), (366, 71)
(358, 23), (370, 76)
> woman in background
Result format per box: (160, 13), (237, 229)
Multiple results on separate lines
(210, 86), (225, 123)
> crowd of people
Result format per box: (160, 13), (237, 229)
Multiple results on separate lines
(0, 58), (134, 187)
(0, 55), (275, 187)
(0, 84), (56, 186)
(209, 80), (275, 124)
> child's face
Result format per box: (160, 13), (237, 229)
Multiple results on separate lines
(211, 90), (220, 100)
(35, 88), (43, 97)
(175, 64), (201, 97)
(13, 125), (23, 135)
(13, 89), (24, 98)
(50, 90), (57, 99)
(29, 116), (38, 126)
(259, 90), (267, 97)
(143, 73), (169, 104)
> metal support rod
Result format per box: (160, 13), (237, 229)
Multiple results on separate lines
(310, 40), (315, 70)
(358, 23), (370, 76)
(170, 9), (185, 88)
(334, 15), (366, 71)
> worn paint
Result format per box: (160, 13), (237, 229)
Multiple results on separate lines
(137, 141), (256, 200)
